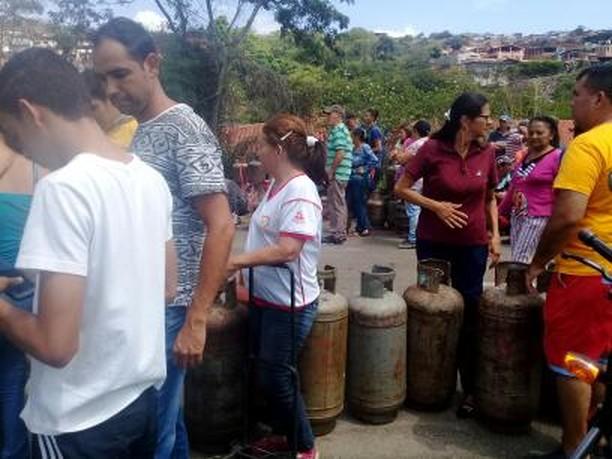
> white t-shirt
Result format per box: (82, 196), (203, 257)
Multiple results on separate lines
(243, 174), (322, 309)
(16, 153), (172, 435)
(406, 137), (429, 193)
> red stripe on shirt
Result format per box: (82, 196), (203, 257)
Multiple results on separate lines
(279, 232), (315, 241)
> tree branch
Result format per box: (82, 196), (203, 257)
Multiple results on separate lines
(232, 0), (264, 47)
(177, 0), (188, 36)
(228, 0), (244, 31)
(205, 0), (215, 30)
(154, 0), (179, 35)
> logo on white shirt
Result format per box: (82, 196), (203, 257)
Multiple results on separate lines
(260, 215), (270, 228)
(293, 211), (305, 224)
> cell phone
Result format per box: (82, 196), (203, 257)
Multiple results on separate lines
(5, 279), (34, 302)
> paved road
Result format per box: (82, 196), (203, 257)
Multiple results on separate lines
(191, 227), (560, 458)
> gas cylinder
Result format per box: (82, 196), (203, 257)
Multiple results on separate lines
(347, 267), (407, 424)
(403, 259), (464, 410)
(367, 191), (386, 228)
(299, 265), (348, 436)
(185, 279), (248, 453)
(394, 200), (409, 236)
(386, 198), (398, 229)
(475, 262), (544, 433)
(233, 162), (248, 186)
(247, 160), (266, 185)
(386, 164), (400, 194)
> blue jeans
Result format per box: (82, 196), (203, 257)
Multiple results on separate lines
(416, 241), (488, 395)
(32, 388), (157, 459)
(155, 307), (189, 459)
(405, 203), (421, 244)
(249, 302), (318, 452)
(0, 292), (32, 459)
(346, 177), (370, 233)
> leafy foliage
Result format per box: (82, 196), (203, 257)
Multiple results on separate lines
(0, 0), (44, 59)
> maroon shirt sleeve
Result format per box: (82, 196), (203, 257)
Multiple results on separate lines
(406, 139), (431, 182)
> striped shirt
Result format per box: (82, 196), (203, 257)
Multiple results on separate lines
(131, 104), (227, 308)
(326, 123), (354, 182)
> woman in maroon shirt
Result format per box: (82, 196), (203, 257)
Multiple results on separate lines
(395, 92), (501, 417)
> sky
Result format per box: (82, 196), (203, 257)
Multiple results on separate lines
(114, 0), (612, 36)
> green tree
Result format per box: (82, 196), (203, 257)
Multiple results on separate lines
(374, 34), (396, 60)
(152, 0), (354, 129)
(0, 0), (43, 60)
(430, 46), (442, 59)
(49, 0), (123, 56)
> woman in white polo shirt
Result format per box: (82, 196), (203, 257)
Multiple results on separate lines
(227, 113), (324, 459)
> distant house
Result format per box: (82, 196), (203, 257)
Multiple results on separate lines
(595, 42), (612, 61)
(220, 123), (263, 163)
(487, 45), (524, 61)
(524, 46), (558, 61)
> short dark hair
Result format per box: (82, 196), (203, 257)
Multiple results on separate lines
(352, 127), (367, 142)
(81, 69), (108, 101)
(413, 120), (431, 137)
(366, 108), (379, 121)
(92, 17), (157, 63)
(577, 64), (612, 101)
(0, 47), (90, 120)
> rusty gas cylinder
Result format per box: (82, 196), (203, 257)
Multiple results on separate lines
(247, 160), (266, 185)
(347, 268), (407, 424)
(367, 191), (386, 228)
(185, 279), (248, 453)
(386, 198), (399, 229)
(386, 164), (400, 195)
(232, 162), (248, 185)
(394, 200), (409, 236)
(299, 265), (348, 436)
(403, 260), (464, 410)
(475, 262), (544, 433)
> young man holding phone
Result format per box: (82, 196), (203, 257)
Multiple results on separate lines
(0, 48), (176, 457)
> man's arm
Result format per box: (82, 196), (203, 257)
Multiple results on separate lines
(330, 150), (345, 179)
(531, 190), (589, 269)
(0, 272), (85, 368)
(173, 193), (234, 369)
(165, 240), (178, 304)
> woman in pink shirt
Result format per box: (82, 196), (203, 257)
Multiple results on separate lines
(499, 116), (562, 264)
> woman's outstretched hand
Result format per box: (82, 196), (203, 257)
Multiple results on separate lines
(433, 201), (469, 229)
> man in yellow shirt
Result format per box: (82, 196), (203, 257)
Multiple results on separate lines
(528, 65), (612, 458)
(81, 69), (138, 148)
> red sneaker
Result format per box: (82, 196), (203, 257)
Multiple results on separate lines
(297, 448), (320, 459)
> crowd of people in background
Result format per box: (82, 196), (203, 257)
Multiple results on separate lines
(0, 14), (611, 459)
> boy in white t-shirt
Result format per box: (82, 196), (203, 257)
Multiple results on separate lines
(0, 48), (176, 457)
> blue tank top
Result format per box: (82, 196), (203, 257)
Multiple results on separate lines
(0, 193), (33, 267)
